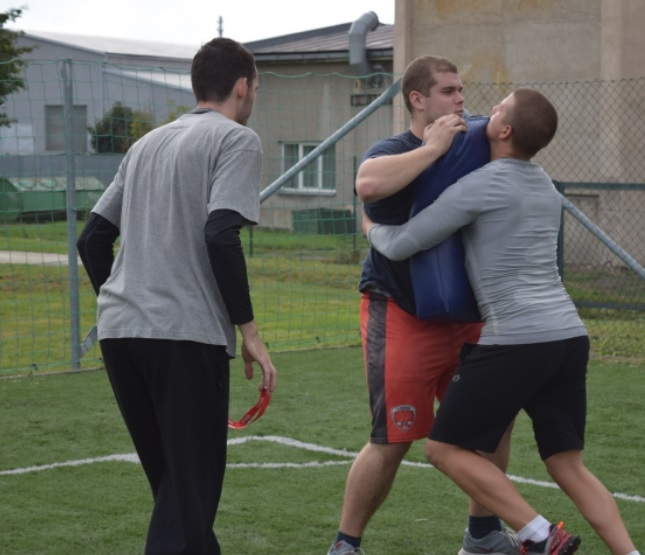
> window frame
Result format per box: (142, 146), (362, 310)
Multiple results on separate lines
(280, 141), (336, 195)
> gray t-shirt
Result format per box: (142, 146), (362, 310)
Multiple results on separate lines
(367, 158), (587, 345)
(93, 110), (263, 357)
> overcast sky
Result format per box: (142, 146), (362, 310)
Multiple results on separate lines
(3, 0), (395, 46)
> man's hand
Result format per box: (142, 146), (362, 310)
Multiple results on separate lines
(422, 114), (467, 157)
(239, 321), (277, 393)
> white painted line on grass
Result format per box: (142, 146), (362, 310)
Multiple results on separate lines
(0, 453), (139, 475)
(228, 461), (351, 469)
(0, 250), (81, 266)
(2, 435), (643, 504)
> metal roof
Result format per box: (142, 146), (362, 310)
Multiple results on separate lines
(245, 23), (393, 54)
(23, 30), (199, 60)
(22, 22), (394, 61)
(105, 67), (192, 91)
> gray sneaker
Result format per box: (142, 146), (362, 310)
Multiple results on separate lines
(327, 540), (365, 555)
(458, 528), (521, 555)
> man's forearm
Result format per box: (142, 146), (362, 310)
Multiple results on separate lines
(356, 114), (468, 202)
(366, 193), (466, 261)
(355, 143), (446, 202)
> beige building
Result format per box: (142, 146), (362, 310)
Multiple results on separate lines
(391, 0), (645, 267)
(394, 0), (645, 82)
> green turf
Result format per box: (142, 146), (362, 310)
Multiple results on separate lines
(0, 347), (643, 554)
(1, 220), (644, 374)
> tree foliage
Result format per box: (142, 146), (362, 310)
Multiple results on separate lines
(0, 8), (35, 127)
(165, 98), (191, 123)
(88, 101), (154, 153)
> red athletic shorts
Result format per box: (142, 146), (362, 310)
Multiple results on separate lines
(360, 292), (483, 443)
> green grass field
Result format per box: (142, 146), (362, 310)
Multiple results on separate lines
(1, 347), (643, 554)
(0, 222), (367, 375)
(2, 220), (645, 375)
(1, 219), (644, 553)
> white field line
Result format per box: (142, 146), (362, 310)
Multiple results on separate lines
(2, 435), (643, 504)
(0, 250), (81, 266)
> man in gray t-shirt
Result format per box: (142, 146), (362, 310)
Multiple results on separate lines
(365, 89), (639, 555)
(78, 38), (277, 555)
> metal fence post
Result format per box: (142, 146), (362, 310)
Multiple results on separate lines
(61, 59), (81, 370)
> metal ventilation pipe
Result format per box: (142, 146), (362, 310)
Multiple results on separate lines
(349, 11), (380, 76)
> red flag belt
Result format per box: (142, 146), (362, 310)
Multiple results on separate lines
(228, 389), (271, 430)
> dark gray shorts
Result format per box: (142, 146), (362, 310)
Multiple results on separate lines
(429, 335), (589, 460)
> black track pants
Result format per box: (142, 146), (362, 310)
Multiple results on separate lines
(100, 338), (230, 555)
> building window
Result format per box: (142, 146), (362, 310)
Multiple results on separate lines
(281, 142), (335, 193)
(45, 105), (88, 153)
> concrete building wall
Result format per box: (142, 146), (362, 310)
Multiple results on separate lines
(250, 60), (395, 232)
(601, 0), (645, 79)
(392, 0), (645, 81)
(392, 0), (645, 266)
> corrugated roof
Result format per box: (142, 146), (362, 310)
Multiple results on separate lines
(246, 23), (393, 54)
(105, 67), (192, 91)
(24, 30), (199, 59)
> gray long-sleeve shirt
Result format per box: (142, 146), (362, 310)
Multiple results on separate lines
(367, 158), (587, 345)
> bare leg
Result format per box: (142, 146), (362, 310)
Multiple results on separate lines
(468, 420), (514, 517)
(545, 451), (637, 555)
(337, 441), (411, 537)
(425, 439), (538, 531)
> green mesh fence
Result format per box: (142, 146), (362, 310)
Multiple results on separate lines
(1, 61), (644, 375)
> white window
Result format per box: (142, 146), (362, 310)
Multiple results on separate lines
(281, 142), (336, 193)
(45, 105), (88, 153)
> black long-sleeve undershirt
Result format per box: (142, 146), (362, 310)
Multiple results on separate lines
(77, 212), (119, 295)
(204, 209), (254, 325)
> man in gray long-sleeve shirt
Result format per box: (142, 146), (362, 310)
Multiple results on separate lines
(364, 88), (639, 555)
(77, 38), (277, 555)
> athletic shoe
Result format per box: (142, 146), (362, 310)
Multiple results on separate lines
(520, 522), (581, 555)
(458, 527), (521, 555)
(327, 540), (365, 554)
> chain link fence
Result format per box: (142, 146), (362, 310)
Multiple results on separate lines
(0, 61), (643, 375)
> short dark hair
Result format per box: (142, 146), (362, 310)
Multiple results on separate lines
(191, 37), (256, 103)
(508, 88), (558, 157)
(401, 55), (459, 113)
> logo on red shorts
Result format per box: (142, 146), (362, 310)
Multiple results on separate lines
(391, 405), (416, 432)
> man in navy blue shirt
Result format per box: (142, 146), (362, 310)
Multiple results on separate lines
(327, 55), (517, 555)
